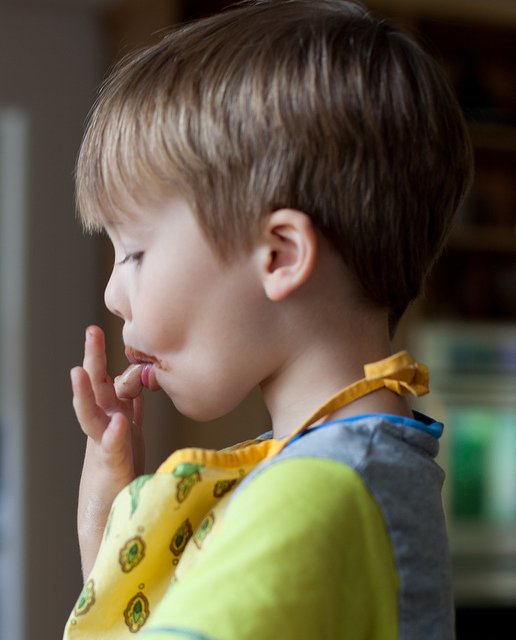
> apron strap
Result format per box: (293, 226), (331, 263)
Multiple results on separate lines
(157, 350), (430, 472)
(281, 350), (429, 448)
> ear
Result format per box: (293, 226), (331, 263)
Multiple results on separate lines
(258, 209), (318, 301)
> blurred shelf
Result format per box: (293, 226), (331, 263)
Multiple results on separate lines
(451, 524), (516, 605)
(454, 568), (516, 606)
(366, 0), (516, 27)
(469, 123), (516, 155)
(451, 523), (516, 557)
(448, 227), (516, 253)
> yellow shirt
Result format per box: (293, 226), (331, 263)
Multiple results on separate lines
(64, 352), (431, 639)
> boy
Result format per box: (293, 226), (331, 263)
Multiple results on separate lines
(65, 1), (473, 638)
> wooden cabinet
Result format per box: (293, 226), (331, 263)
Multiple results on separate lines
(366, 1), (516, 322)
(105, 0), (180, 58)
(366, 1), (516, 615)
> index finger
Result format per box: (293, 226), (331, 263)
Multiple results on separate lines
(70, 366), (110, 441)
(82, 325), (119, 412)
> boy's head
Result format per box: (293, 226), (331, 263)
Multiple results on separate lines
(77, 0), (473, 330)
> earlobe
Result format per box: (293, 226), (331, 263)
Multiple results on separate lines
(260, 209), (318, 301)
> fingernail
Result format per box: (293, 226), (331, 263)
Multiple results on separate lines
(70, 368), (80, 386)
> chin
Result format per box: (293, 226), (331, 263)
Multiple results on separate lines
(182, 405), (234, 423)
(169, 393), (239, 423)
(160, 375), (252, 423)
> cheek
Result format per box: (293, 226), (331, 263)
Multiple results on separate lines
(129, 272), (173, 340)
(157, 357), (258, 422)
(135, 300), (181, 352)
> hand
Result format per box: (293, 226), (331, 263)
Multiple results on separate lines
(71, 325), (145, 579)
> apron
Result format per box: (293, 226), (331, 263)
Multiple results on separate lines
(64, 350), (428, 638)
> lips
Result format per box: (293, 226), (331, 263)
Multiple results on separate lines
(140, 363), (154, 389)
(124, 347), (161, 390)
(124, 346), (158, 366)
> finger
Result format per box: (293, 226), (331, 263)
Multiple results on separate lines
(114, 364), (143, 400)
(71, 366), (110, 441)
(131, 395), (145, 476)
(132, 395), (143, 428)
(82, 325), (118, 412)
(131, 416), (145, 477)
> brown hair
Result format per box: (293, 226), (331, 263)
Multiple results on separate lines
(76, 0), (473, 325)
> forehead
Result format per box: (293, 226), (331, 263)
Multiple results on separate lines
(105, 195), (195, 233)
(90, 181), (188, 232)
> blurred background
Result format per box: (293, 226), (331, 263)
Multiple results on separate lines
(0, 0), (514, 638)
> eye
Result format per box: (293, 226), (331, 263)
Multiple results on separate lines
(117, 251), (144, 266)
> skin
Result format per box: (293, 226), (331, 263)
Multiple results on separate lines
(71, 196), (412, 579)
(71, 328), (145, 576)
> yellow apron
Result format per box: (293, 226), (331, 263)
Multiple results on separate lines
(64, 351), (428, 638)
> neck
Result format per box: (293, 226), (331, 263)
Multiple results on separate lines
(261, 308), (412, 440)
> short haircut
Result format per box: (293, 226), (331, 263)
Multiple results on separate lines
(76, 0), (473, 325)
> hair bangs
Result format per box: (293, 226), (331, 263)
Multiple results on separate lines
(75, 58), (200, 232)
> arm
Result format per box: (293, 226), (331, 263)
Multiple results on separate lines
(71, 325), (146, 579)
(144, 457), (398, 639)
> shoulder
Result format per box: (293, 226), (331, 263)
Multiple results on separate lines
(241, 413), (443, 507)
(227, 454), (381, 540)
(254, 414), (448, 557)
(278, 412), (442, 465)
(219, 454), (399, 614)
(230, 413), (449, 586)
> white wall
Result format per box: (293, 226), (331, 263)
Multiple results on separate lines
(0, 7), (105, 639)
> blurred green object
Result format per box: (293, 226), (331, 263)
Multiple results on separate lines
(451, 407), (516, 522)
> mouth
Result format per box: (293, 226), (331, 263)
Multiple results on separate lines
(124, 346), (159, 366)
(124, 346), (162, 391)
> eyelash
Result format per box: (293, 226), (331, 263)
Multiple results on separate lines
(118, 251), (144, 266)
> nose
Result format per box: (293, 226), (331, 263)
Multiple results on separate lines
(104, 267), (130, 321)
